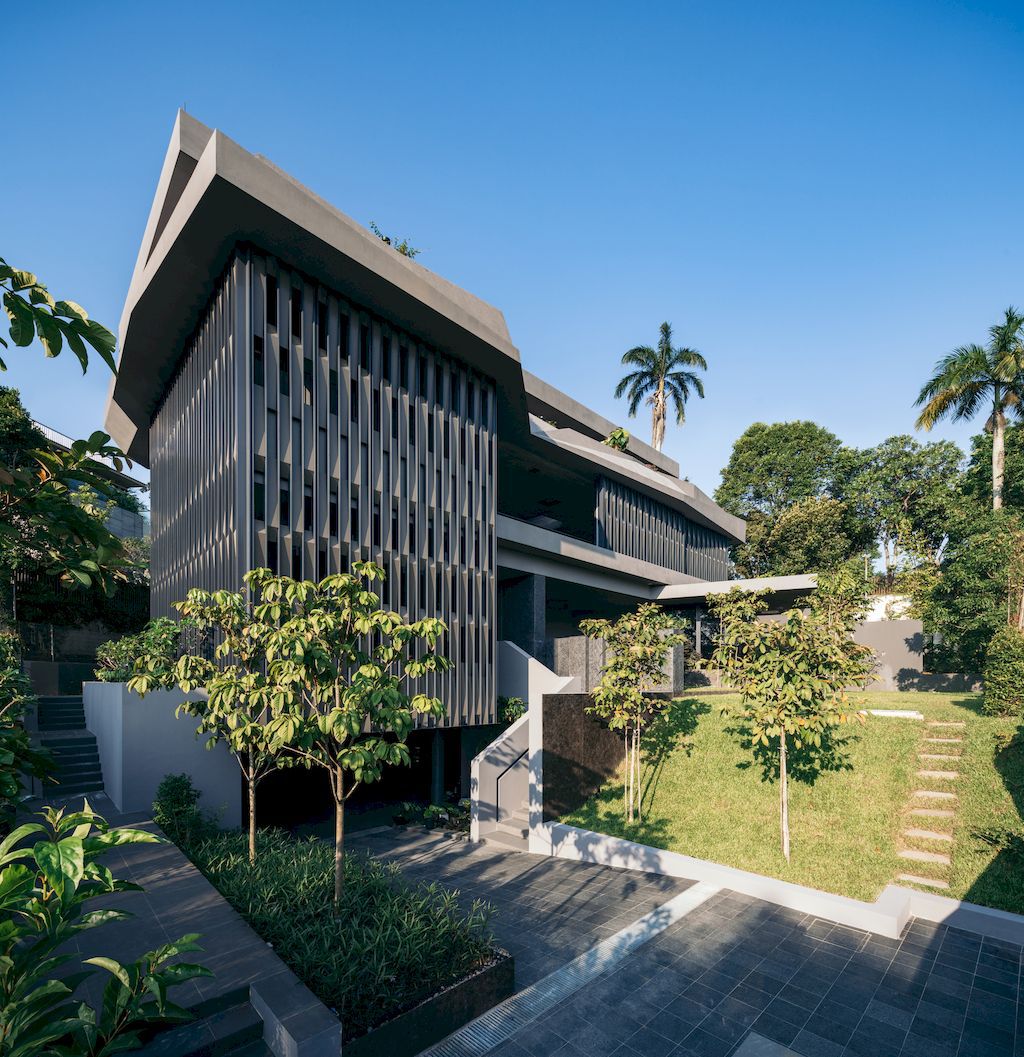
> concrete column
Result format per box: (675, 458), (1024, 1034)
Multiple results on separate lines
(430, 728), (444, 804)
(501, 573), (546, 658)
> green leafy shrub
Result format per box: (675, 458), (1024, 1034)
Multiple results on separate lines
(0, 628), (51, 828)
(984, 626), (1024, 716)
(498, 696), (527, 725)
(0, 801), (210, 1054)
(184, 829), (494, 1040)
(423, 800), (471, 832)
(95, 617), (182, 682)
(153, 773), (216, 845)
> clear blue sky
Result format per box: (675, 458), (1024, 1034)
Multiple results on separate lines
(3, 0), (1022, 495)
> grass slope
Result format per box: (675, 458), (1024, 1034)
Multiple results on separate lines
(564, 690), (1024, 912)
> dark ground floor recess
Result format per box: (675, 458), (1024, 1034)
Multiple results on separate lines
(254, 723), (503, 834)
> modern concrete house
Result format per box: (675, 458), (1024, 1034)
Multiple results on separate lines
(105, 112), (807, 824)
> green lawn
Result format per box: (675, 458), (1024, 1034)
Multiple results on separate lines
(563, 690), (1024, 913)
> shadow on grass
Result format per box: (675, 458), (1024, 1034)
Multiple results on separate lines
(723, 719), (858, 786)
(641, 697), (711, 815)
(965, 722), (1024, 915)
(567, 697), (710, 849)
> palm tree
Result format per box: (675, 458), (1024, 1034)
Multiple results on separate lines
(614, 322), (707, 452)
(915, 307), (1024, 510)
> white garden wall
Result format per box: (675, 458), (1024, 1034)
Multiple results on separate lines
(83, 682), (241, 827)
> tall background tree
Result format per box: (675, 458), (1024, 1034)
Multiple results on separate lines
(614, 321), (706, 452)
(714, 421), (869, 575)
(915, 307), (1024, 510)
(964, 423), (1024, 511)
(847, 435), (964, 585)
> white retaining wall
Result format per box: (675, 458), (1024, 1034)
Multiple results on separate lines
(83, 682), (241, 826)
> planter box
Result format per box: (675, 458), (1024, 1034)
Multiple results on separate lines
(345, 951), (514, 1057)
(83, 682), (241, 826)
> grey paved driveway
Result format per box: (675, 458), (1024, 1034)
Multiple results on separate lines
(497, 890), (1024, 1057)
(355, 831), (1024, 1057)
(353, 828), (694, 987)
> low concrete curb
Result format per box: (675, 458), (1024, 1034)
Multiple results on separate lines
(250, 969), (341, 1057)
(538, 821), (1024, 944)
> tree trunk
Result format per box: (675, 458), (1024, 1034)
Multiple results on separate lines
(651, 384), (666, 452)
(779, 735), (790, 862)
(629, 727), (638, 824)
(333, 764), (346, 912)
(247, 776), (256, 865)
(994, 410), (1006, 510)
(621, 727), (629, 824)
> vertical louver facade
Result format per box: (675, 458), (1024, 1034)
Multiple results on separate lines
(595, 476), (731, 580)
(151, 247), (498, 726)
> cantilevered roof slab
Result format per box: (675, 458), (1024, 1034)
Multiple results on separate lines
(107, 111), (527, 463)
(653, 573), (817, 602)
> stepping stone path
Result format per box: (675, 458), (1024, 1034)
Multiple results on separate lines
(897, 873), (950, 890)
(896, 719), (964, 892)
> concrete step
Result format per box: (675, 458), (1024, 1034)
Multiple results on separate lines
(917, 770), (959, 780)
(39, 731), (96, 745)
(135, 999), (263, 1057)
(927, 721), (965, 728)
(904, 828), (952, 842)
(53, 765), (101, 782)
(913, 790), (957, 801)
(38, 696), (84, 705)
(49, 779), (105, 795)
(910, 808), (955, 819)
(924, 737), (962, 744)
(44, 744), (98, 756)
(38, 720), (86, 731)
(898, 873), (950, 890)
(899, 848), (951, 865)
(919, 754), (960, 762)
(497, 819), (528, 839)
(483, 828), (528, 852)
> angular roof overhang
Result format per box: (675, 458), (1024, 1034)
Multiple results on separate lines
(106, 111), (527, 464)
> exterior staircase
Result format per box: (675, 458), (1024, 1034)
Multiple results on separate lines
(485, 799), (529, 852)
(35, 695), (105, 798)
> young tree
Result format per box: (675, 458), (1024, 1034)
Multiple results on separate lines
(254, 564), (449, 910)
(915, 307), (1024, 510)
(580, 604), (686, 824)
(128, 585), (298, 865)
(707, 577), (871, 861)
(614, 323), (707, 452)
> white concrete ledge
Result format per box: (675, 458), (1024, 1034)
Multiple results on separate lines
(539, 822), (1024, 944)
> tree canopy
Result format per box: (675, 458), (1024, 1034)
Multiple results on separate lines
(714, 421), (849, 520)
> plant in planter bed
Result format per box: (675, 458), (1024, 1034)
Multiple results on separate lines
(180, 826), (496, 1043)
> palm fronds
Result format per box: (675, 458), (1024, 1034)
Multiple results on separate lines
(613, 323), (707, 449)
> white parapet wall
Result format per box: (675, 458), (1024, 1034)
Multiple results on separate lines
(83, 682), (241, 827)
(539, 821), (1024, 945)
